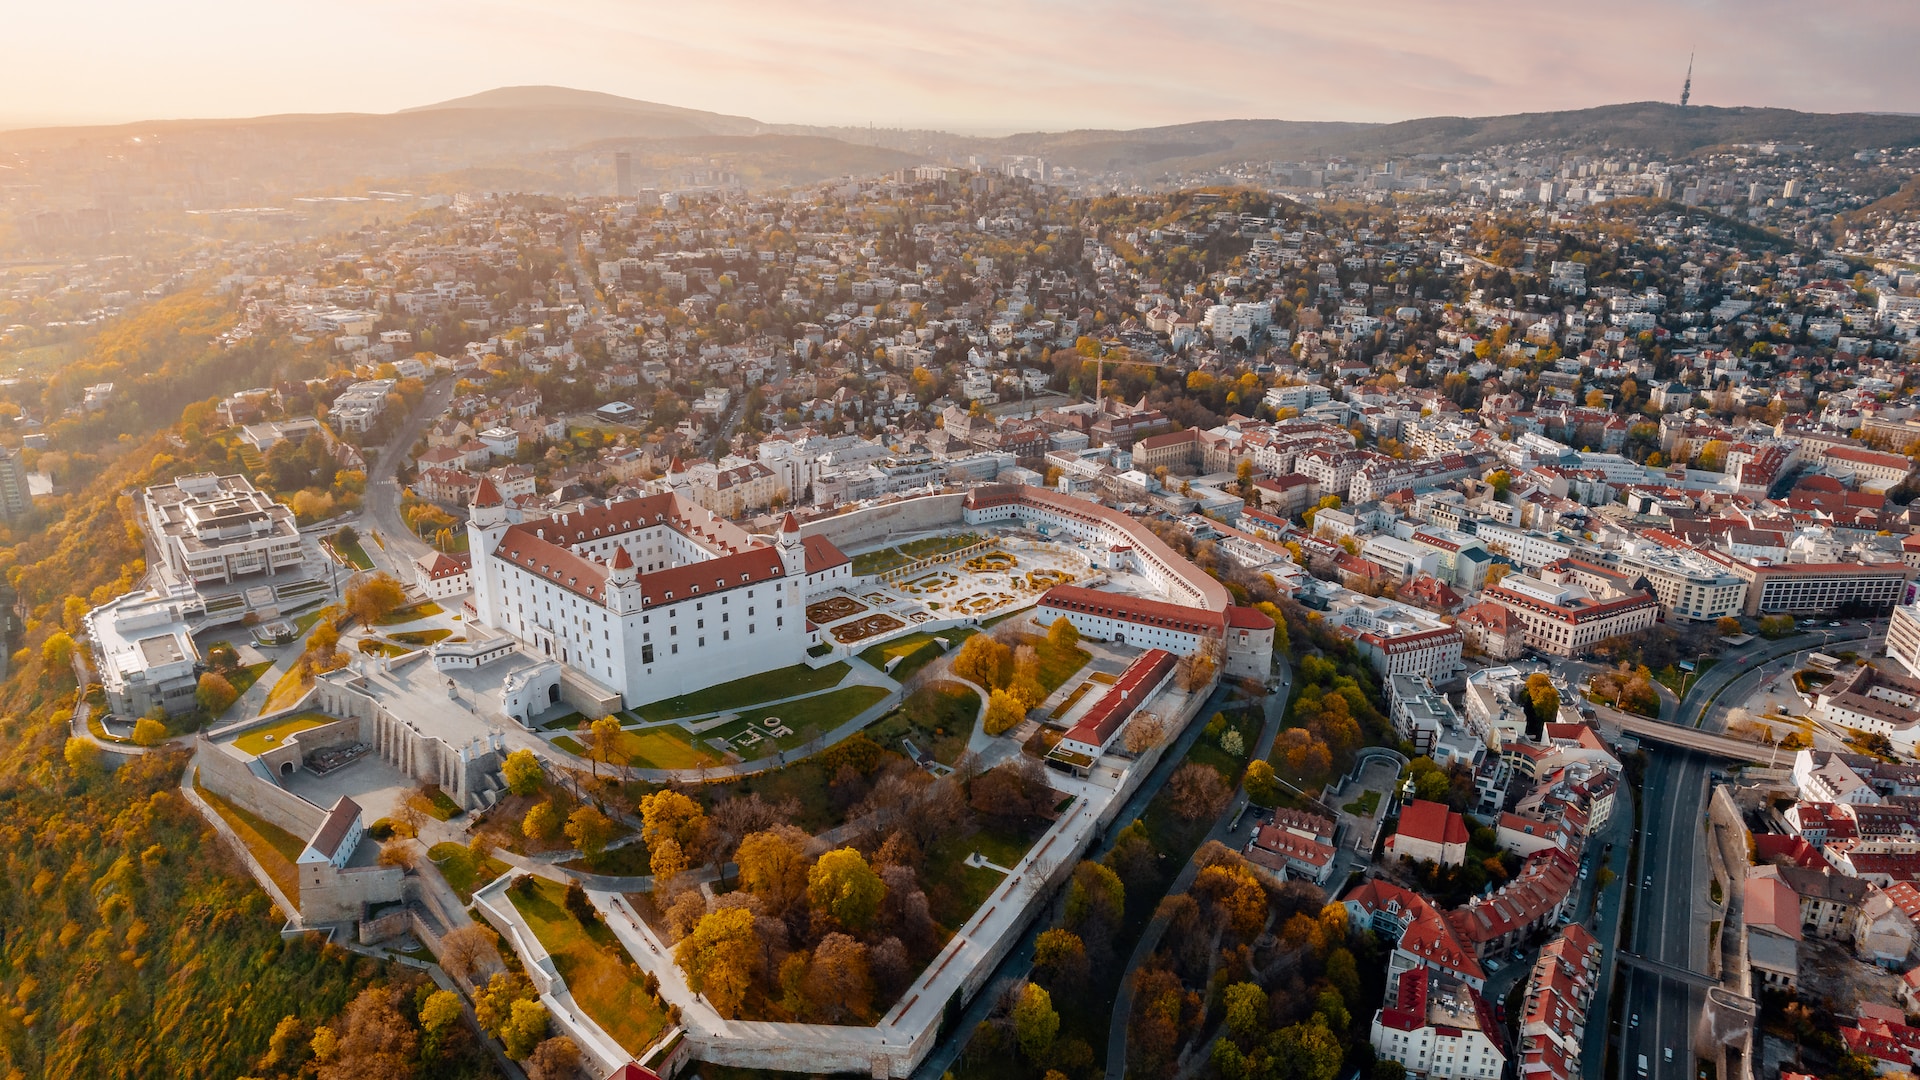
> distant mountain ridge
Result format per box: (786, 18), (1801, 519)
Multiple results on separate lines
(3, 86), (1917, 198)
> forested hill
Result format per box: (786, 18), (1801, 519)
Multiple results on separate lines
(0, 290), (488, 1078)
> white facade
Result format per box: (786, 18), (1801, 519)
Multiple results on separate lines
(467, 489), (811, 713)
(142, 473), (305, 585)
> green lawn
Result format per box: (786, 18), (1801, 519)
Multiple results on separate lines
(868, 683), (979, 764)
(231, 712), (331, 756)
(1343, 790), (1382, 816)
(223, 659), (275, 703)
(293, 608), (332, 637)
(860, 628), (978, 682)
(196, 780), (305, 902)
(420, 785), (463, 821)
(555, 726), (726, 771)
(428, 842), (510, 903)
(390, 628), (453, 647)
(376, 601), (443, 625)
(631, 662), (850, 721)
(329, 537), (375, 571)
(849, 533), (982, 576)
(702, 685), (891, 759)
(922, 820), (1046, 931)
(506, 876), (669, 1055)
(1034, 639), (1091, 692)
(562, 844), (655, 877)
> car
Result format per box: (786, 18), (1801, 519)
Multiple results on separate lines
(1580, 867), (1589, 879)
(1645, 876), (1654, 888)
(1485, 959), (1501, 972)
(1665, 1048), (1674, 1063)
(1511, 948), (1525, 961)
(1638, 1054), (1649, 1077)
(1631, 1013), (1640, 1028)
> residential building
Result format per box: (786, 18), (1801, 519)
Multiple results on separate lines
(1482, 571), (1659, 657)
(1388, 799), (1471, 867)
(1371, 968), (1506, 1080)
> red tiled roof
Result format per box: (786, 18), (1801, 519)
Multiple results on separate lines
(1398, 799), (1470, 848)
(1062, 648), (1176, 752)
(1040, 584), (1227, 637)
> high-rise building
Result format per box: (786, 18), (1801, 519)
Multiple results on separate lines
(614, 152), (633, 198)
(0, 445), (31, 519)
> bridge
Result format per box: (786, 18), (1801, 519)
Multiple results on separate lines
(1616, 950), (1724, 991)
(1595, 707), (1787, 764)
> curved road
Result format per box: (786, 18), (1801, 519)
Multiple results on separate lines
(364, 376), (455, 570)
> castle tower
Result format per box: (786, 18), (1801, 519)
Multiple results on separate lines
(467, 477), (509, 627)
(777, 511), (806, 579)
(606, 544), (642, 614)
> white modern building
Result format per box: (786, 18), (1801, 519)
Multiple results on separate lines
(143, 473), (305, 586)
(1372, 967), (1507, 1080)
(85, 586), (203, 718)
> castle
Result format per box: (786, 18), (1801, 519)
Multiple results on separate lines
(465, 477), (850, 709)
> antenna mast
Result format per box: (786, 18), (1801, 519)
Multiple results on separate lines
(1681, 52), (1693, 107)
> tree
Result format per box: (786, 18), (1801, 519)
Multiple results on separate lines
(344, 572), (407, 626)
(195, 671), (238, 715)
(43, 631), (75, 671)
(1032, 929), (1089, 987)
(565, 805), (614, 863)
(1012, 982), (1061, 1062)
(1065, 860), (1125, 937)
(526, 1035), (582, 1080)
(1223, 981), (1267, 1044)
(586, 714), (624, 778)
(808, 847), (886, 929)
(1046, 617), (1081, 653)
(736, 825), (810, 913)
(501, 998), (550, 1060)
(1220, 728), (1245, 758)
(1484, 562), (1511, 588)
(1167, 762), (1230, 821)
(131, 716), (169, 747)
(318, 986), (418, 1080)
(522, 801), (561, 842)
(502, 748), (543, 795)
(419, 989), (464, 1057)
(439, 924), (503, 985)
(952, 633), (1013, 690)
(1273, 1018), (1344, 1080)
(1716, 616), (1742, 636)
(804, 933), (873, 1023)
(640, 789), (708, 852)
(1487, 470), (1513, 496)
(1525, 672), (1560, 723)
(648, 836), (688, 890)
(1244, 759), (1283, 807)
(1123, 714), (1166, 754)
(675, 907), (761, 1017)
(64, 736), (101, 777)
(984, 688), (1026, 735)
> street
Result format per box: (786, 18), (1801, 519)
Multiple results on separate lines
(363, 376), (455, 570)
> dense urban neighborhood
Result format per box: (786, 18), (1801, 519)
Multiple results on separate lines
(7, 85), (1920, 1080)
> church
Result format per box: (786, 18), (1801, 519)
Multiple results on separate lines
(465, 477), (848, 709)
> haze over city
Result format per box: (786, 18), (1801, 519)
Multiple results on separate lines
(9, 6), (1920, 1080)
(5, 0), (1919, 131)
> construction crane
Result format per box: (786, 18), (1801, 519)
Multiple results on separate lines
(1091, 345), (1188, 412)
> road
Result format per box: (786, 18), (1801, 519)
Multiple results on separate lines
(1619, 748), (1711, 1080)
(364, 376), (455, 570)
(1612, 619), (1883, 1080)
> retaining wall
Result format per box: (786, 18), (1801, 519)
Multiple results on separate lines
(800, 493), (967, 553)
(192, 738), (328, 841)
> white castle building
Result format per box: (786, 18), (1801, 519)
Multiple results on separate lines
(465, 478), (848, 710)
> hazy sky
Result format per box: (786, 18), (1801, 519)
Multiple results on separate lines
(5, 0), (1916, 132)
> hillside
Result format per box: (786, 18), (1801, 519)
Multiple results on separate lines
(4, 92), (1920, 200)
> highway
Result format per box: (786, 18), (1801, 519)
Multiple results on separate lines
(1618, 748), (1710, 1080)
(1612, 618), (1885, 1080)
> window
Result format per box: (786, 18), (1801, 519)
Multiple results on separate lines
(671, 643), (679, 655)
(642, 644), (654, 663)
(698, 636), (706, 647)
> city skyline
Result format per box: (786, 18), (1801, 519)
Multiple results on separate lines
(5, 0), (1918, 133)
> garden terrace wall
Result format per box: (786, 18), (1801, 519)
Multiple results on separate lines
(799, 493), (968, 553)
